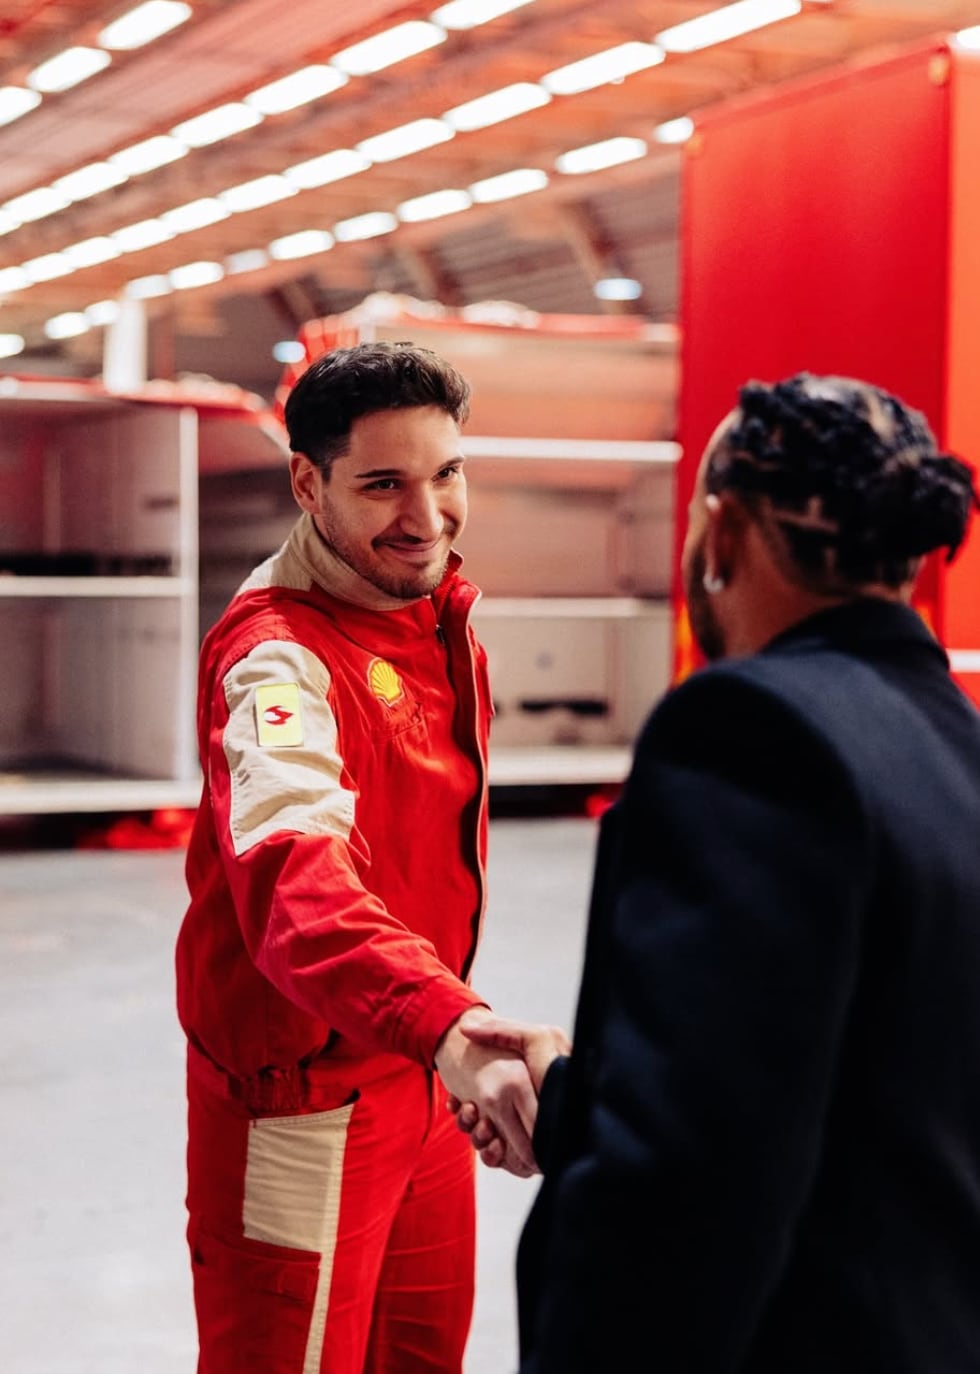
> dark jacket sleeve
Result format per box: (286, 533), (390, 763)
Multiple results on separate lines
(532, 1055), (570, 1173)
(521, 670), (874, 1374)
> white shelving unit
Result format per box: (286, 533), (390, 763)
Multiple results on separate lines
(0, 378), (287, 816)
(460, 437), (678, 787)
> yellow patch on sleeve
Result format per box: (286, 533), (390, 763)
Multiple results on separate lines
(255, 682), (304, 747)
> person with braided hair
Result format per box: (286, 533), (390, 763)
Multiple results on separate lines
(461, 373), (980, 1373)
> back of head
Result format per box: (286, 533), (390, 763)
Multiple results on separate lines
(706, 373), (979, 593)
(284, 340), (471, 472)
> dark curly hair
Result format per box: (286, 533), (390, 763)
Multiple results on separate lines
(706, 373), (979, 591)
(284, 340), (471, 474)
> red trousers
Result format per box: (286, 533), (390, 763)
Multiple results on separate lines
(186, 1046), (476, 1373)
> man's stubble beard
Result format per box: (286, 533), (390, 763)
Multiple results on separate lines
(317, 508), (456, 602)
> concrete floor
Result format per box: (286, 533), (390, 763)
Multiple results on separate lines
(0, 816), (597, 1374)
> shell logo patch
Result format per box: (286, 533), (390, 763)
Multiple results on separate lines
(368, 657), (404, 708)
(255, 682), (304, 747)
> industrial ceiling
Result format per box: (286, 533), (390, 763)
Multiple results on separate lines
(2, 0), (979, 402)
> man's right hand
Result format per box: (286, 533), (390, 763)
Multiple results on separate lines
(433, 1007), (540, 1176)
(446, 1016), (571, 1173)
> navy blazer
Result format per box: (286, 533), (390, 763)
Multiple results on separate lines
(518, 599), (980, 1373)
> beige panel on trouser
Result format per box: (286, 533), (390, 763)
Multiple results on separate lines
(222, 638), (356, 856)
(243, 1103), (356, 1374)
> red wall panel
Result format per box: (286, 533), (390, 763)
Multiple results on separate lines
(944, 52), (980, 680)
(675, 41), (980, 698)
(679, 42), (950, 525)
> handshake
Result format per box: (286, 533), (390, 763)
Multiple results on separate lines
(433, 1008), (572, 1179)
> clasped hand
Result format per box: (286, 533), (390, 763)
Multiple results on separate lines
(434, 1009), (571, 1178)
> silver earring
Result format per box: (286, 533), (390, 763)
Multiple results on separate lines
(702, 570), (726, 595)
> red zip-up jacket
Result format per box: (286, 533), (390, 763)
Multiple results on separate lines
(177, 515), (491, 1093)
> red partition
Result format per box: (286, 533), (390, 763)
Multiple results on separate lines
(944, 51), (980, 679)
(677, 39), (980, 702)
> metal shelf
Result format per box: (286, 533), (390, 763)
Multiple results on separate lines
(474, 596), (666, 618)
(487, 745), (632, 787)
(0, 577), (194, 599)
(0, 768), (202, 816)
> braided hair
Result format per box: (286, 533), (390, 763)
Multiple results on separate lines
(706, 373), (980, 592)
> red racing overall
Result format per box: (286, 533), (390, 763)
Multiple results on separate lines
(177, 515), (491, 1373)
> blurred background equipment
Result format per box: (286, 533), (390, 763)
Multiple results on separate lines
(1, 1), (977, 401)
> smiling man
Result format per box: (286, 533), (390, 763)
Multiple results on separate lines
(176, 342), (540, 1374)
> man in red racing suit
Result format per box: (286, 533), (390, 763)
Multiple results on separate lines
(176, 342), (539, 1373)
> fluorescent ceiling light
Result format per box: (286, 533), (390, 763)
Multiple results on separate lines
(85, 300), (121, 326)
(331, 21), (446, 76)
(0, 86), (42, 128)
(397, 188), (472, 222)
(542, 42), (664, 95)
(0, 333), (26, 358)
(0, 209), (21, 236)
(594, 277), (642, 301)
(333, 211), (398, 242)
(469, 167), (548, 202)
(125, 274), (173, 299)
(273, 340), (306, 364)
(170, 261), (224, 290)
(444, 82), (550, 131)
(654, 116), (695, 144)
(4, 186), (70, 223)
(109, 135), (187, 176)
(219, 175), (295, 213)
(283, 148), (372, 190)
(53, 162), (127, 201)
(63, 237), (122, 269)
(954, 25), (980, 51)
(357, 118), (454, 163)
(111, 218), (175, 251)
(171, 103), (263, 148)
(268, 230), (334, 260)
(98, 1), (191, 50)
(45, 312), (89, 340)
(556, 135), (647, 175)
(22, 253), (73, 283)
(245, 65), (347, 114)
(656, 0), (802, 54)
(0, 268), (30, 294)
(225, 248), (270, 274)
(160, 198), (230, 233)
(28, 46), (112, 93)
(431, 0), (535, 30)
